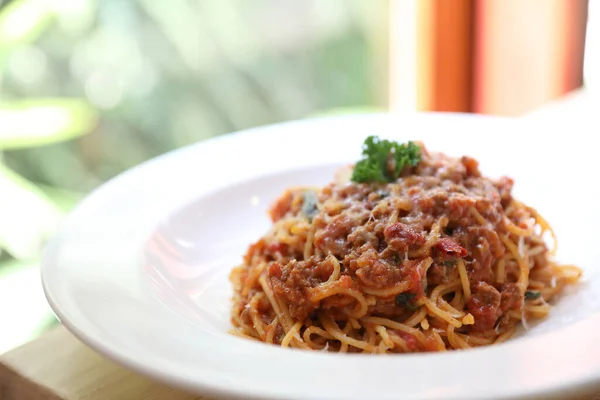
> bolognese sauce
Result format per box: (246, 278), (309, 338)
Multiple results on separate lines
(229, 138), (581, 352)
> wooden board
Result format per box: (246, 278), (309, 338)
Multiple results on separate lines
(0, 325), (205, 400)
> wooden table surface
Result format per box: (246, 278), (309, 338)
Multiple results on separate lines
(0, 325), (205, 400)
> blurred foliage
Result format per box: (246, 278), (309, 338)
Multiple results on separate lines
(2, 0), (386, 193)
(0, 0), (97, 261)
(0, 98), (97, 149)
(0, 0), (386, 350)
(0, 0), (97, 351)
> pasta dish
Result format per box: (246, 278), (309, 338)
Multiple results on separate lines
(229, 137), (581, 353)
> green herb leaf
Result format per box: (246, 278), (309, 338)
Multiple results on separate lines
(524, 291), (542, 300)
(443, 260), (457, 267)
(301, 191), (318, 222)
(395, 292), (417, 310)
(351, 136), (421, 183)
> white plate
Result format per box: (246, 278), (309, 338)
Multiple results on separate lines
(42, 113), (600, 400)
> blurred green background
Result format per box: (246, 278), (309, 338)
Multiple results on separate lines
(0, 0), (388, 352)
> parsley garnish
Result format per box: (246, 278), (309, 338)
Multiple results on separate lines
(351, 136), (421, 183)
(524, 291), (542, 300)
(395, 292), (418, 310)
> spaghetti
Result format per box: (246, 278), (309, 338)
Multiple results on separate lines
(229, 143), (581, 353)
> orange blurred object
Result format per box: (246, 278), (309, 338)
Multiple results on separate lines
(389, 0), (589, 116)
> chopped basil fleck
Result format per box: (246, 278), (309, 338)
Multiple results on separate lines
(395, 292), (417, 310)
(301, 191), (318, 222)
(524, 290), (542, 300)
